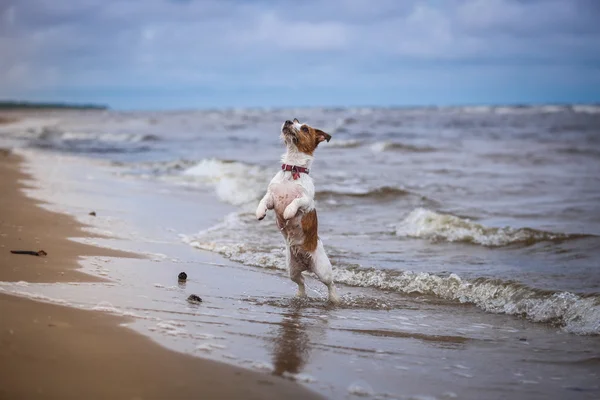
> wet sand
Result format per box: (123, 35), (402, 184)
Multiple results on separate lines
(0, 150), (322, 400)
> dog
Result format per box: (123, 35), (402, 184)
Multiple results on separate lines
(256, 118), (340, 303)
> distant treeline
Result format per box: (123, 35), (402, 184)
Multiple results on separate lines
(0, 101), (108, 110)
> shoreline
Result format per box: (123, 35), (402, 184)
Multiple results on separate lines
(0, 149), (322, 400)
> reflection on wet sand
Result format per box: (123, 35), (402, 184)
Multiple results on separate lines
(271, 303), (328, 376)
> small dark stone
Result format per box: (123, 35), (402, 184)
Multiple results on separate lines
(178, 272), (187, 281)
(187, 294), (202, 303)
(519, 337), (527, 341)
(89, 211), (96, 216)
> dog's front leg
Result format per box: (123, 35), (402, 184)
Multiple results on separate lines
(256, 191), (273, 221)
(283, 195), (310, 220)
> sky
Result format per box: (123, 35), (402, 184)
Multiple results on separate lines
(1, 0), (599, 110)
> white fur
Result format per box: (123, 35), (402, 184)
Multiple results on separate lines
(255, 121), (339, 303)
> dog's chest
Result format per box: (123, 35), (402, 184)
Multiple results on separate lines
(270, 181), (303, 215)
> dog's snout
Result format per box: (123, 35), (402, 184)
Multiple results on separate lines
(284, 120), (292, 126)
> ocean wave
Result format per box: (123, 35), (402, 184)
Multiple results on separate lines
(181, 159), (271, 206)
(327, 139), (363, 149)
(446, 105), (571, 115)
(181, 212), (600, 334)
(333, 116), (360, 127)
(571, 104), (600, 114)
(333, 268), (600, 335)
(315, 186), (415, 202)
(395, 208), (589, 247)
(370, 141), (435, 153)
(122, 159), (198, 173)
(37, 128), (159, 143)
(556, 147), (600, 159)
(180, 211), (285, 269)
(493, 105), (568, 115)
(119, 158), (272, 206)
(430, 104), (600, 115)
(455, 106), (493, 114)
(25, 127), (160, 154)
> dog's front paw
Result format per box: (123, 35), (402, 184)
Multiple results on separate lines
(283, 205), (297, 220)
(256, 208), (267, 221)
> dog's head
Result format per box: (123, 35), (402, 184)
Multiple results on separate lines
(281, 118), (331, 156)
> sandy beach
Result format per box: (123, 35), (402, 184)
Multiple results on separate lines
(0, 149), (322, 400)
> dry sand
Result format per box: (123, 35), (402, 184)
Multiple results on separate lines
(0, 150), (322, 400)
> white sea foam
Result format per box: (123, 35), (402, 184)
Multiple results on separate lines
(347, 379), (375, 397)
(195, 343), (227, 352)
(493, 106), (545, 115)
(572, 104), (600, 114)
(282, 372), (317, 383)
(11, 290), (69, 305)
(195, 343), (214, 352)
(88, 301), (145, 319)
(180, 211), (285, 270)
(333, 268), (600, 335)
(458, 105), (493, 114)
(156, 321), (188, 336)
(92, 301), (120, 313)
(395, 208), (581, 247)
(182, 211), (600, 335)
(249, 361), (274, 372)
(181, 159), (270, 205)
(58, 131), (157, 143)
(536, 105), (567, 113)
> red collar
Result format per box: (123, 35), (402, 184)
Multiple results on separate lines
(282, 164), (309, 180)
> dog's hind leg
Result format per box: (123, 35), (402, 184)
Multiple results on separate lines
(286, 245), (307, 297)
(311, 240), (340, 304)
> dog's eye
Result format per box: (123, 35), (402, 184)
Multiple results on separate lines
(301, 125), (308, 132)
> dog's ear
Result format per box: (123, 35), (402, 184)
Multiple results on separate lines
(315, 129), (331, 143)
(293, 118), (300, 124)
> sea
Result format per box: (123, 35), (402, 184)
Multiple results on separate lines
(1, 104), (599, 399)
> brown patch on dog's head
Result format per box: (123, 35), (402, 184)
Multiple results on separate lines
(281, 119), (331, 156)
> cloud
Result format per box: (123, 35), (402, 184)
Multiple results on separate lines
(1, 0), (599, 108)
(240, 12), (348, 51)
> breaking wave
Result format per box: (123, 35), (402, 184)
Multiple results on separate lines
(316, 186), (417, 202)
(180, 211), (285, 269)
(120, 158), (273, 206)
(395, 208), (590, 247)
(181, 212), (600, 335)
(570, 104), (600, 114)
(22, 127), (160, 153)
(370, 141), (436, 153)
(327, 139), (363, 149)
(445, 104), (600, 115)
(36, 127), (160, 143)
(180, 159), (271, 206)
(136, 159), (430, 207)
(333, 268), (600, 335)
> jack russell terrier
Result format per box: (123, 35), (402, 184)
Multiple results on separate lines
(256, 119), (340, 303)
